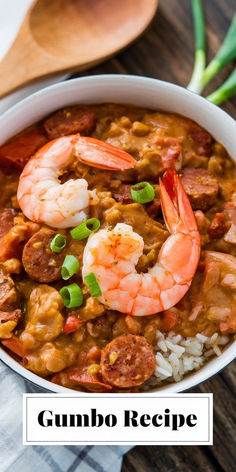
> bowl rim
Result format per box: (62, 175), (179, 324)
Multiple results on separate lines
(0, 74), (235, 395)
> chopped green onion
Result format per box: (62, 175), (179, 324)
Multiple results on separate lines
(207, 68), (236, 105)
(131, 182), (155, 204)
(61, 255), (80, 280)
(187, 0), (206, 93)
(201, 14), (236, 89)
(59, 283), (83, 308)
(50, 233), (67, 253)
(84, 272), (102, 297)
(70, 218), (100, 240)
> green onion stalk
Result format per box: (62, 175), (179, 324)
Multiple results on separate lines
(187, 0), (236, 105)
(187, 0), (206, 94)
(201, 14), (236, 91)
(207, 67), (236, 105)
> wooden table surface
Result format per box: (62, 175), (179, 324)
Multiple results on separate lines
(74, 0), (236, 470)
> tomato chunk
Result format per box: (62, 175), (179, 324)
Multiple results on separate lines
(86, 346), (101, 363)
(162, 311), (178, 331)
(1, 335), (25, 357)
(0, 209), (16, 240)
(63, 314), (83, 334)
(68, 369), (112, 392)
(220, 321), (236, 334)
(0, 127), (47, 170)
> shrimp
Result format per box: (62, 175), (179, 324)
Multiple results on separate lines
(82, 169), (200, 316)
(17, 134), (136, 228)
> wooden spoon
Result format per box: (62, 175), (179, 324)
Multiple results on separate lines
(0, 0), (158, 99)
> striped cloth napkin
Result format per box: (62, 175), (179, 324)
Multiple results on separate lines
(0, 360), (131, 472)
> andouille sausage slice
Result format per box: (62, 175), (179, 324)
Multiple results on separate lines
(0, 309), (22, 323)
(22, 229), (66, 282)
(113, 184), (133, 204)
(208, 213), (226, 239)
(0, 264), (20, 311)
(0, 127), (47, 170)
(180, 168), (218, 211)
(43, 106), (96, 140)
(100, 334), (156, 388)
(188, 123), (212, 156)
(0, 209), (16, 240)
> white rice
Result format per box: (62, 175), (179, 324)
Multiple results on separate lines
(142, 330), (230, 389)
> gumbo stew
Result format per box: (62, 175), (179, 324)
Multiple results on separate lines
(0, 103), (235, 392)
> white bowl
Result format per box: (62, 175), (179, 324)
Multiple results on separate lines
(0, 74), (235, 394)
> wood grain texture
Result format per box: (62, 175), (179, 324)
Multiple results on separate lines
(75, 0), (236, 119)
(72, 1), (236, 470)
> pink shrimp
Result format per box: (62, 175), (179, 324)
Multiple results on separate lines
(82, 170), (200, 316)
(17, 134), (136, 229)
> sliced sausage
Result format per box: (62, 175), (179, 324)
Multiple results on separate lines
(0, 127), (47, 170)
(22, 229), (66, 282)
(155, 136), (182, 171)
(208, 213), (226, 239)
(180, 168), (218, 210)
(113, 184), (133, 204)
(113, 185), (161, 218)
(0, 264), (20, 311)
(145, 197), (161, 218)
(188, 123), (212, 156)
(100, 334), (156, 388)
(43, 106), (96, 140)
(0, 209), (16, 240)
(0, 309), (22, 324)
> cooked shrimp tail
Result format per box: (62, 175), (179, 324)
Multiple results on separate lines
(76, 136), (136, 170)
(83, 170), (201, 316)
(17, 134), (136, 228)
(160, 169), (198, 234)
(158, 169), (200, 289)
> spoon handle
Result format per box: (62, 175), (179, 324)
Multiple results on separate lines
(0, 25), (69, 99)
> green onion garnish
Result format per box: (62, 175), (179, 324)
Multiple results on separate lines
(131, 182), (155, 204)
(50, 233), (67, 253)
(70, 218), (100, 240)
(61, 255), (80, 280)
(84, 272), (102, 297)
(59, 283), (83, 308)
